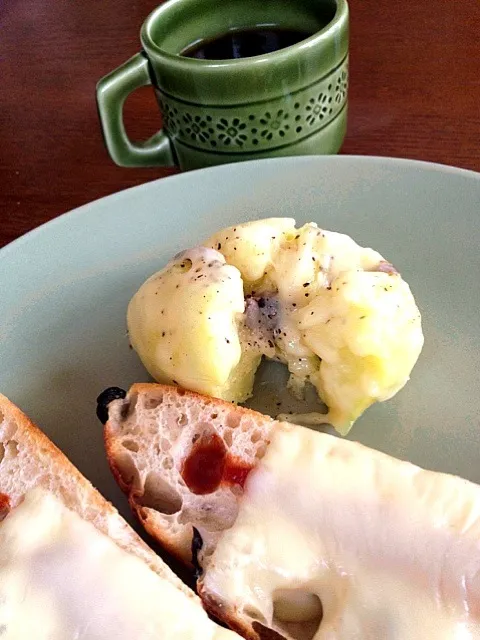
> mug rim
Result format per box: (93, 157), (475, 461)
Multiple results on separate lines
(141, 0), (348, 70)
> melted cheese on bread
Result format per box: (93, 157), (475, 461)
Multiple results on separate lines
(202, 424), (480, 639)
(0, 489), (238, 640)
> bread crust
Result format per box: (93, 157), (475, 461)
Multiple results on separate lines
(199, 587), (260, 640)
(108, 383), (270, 424)
(0, 392), (107, 513)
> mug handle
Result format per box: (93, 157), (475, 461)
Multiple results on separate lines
(96, 53), (175, 168)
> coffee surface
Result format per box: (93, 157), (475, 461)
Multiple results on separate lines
(181, 26), (315, 60)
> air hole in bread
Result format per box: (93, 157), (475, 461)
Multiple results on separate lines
(136, 471), (183, 514)
(0, 409), (4, 424)
(243, 606), (269, 627)
(5, 440), (18, 459)
(223, 429), (233, 447)
(255, 443), (268, 459)
(120, 401), (131, 420)
(226, 412), (241, 429)
(0, 443), (4, 465)
(272, 589), (323, 640)
(122, 439), (140, 453)
(211, 413), (218, 419)
(162, 457), (174, 470)
(250, 429), (262, 443)
(178, 413), (188, 426)
(115, 450), (141, 491)
(1, 422), (17, 440)
(121, 393), (138, 420)
(145, 395), (164, 410)
(160, 437), (171, 452)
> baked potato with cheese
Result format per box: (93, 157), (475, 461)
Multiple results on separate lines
(127, 219), (423, 434)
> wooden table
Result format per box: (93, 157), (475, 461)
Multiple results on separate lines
(1, 0), (479, 248)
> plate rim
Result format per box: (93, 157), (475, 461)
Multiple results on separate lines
(2, 155), (479, 259)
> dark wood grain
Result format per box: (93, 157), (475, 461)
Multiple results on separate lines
(1, 0), (479, 248)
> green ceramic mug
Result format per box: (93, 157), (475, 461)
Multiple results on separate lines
(96, 0), (348, 170)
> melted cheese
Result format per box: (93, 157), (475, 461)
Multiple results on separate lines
(207, 219), (423, 433)
(127, 247), (256, 402)
(202, 424), (480, 639)
(128, 219), (423, 432)
(0, 489), (238, 640)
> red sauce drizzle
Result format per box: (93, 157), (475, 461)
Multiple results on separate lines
(223, 458), (252, 488)
(181, 432), (253, 495)
(0, 492), (10, 520)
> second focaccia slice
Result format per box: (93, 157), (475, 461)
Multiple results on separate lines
(0, 393), (239, 639)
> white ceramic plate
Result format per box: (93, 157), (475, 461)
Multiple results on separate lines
(1, 156), (480, 523)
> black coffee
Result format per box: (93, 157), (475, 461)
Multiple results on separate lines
(181, 26), (315, 60)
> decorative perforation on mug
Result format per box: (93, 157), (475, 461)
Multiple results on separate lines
(159, 101), (180, 135)
(216, 118), (248, 146)
(183, 114), (215, 144)
(305, 93), (333, 126)
(335, 68), (348, 103)
(159, 57), (348, 152)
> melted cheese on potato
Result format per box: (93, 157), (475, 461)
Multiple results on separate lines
(202, 423), (480, 639)
(298, 270), (424, 433)
(128, 218), (423, 433)
(208, 218), (295, 286)
(128, 247), (260, 401)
